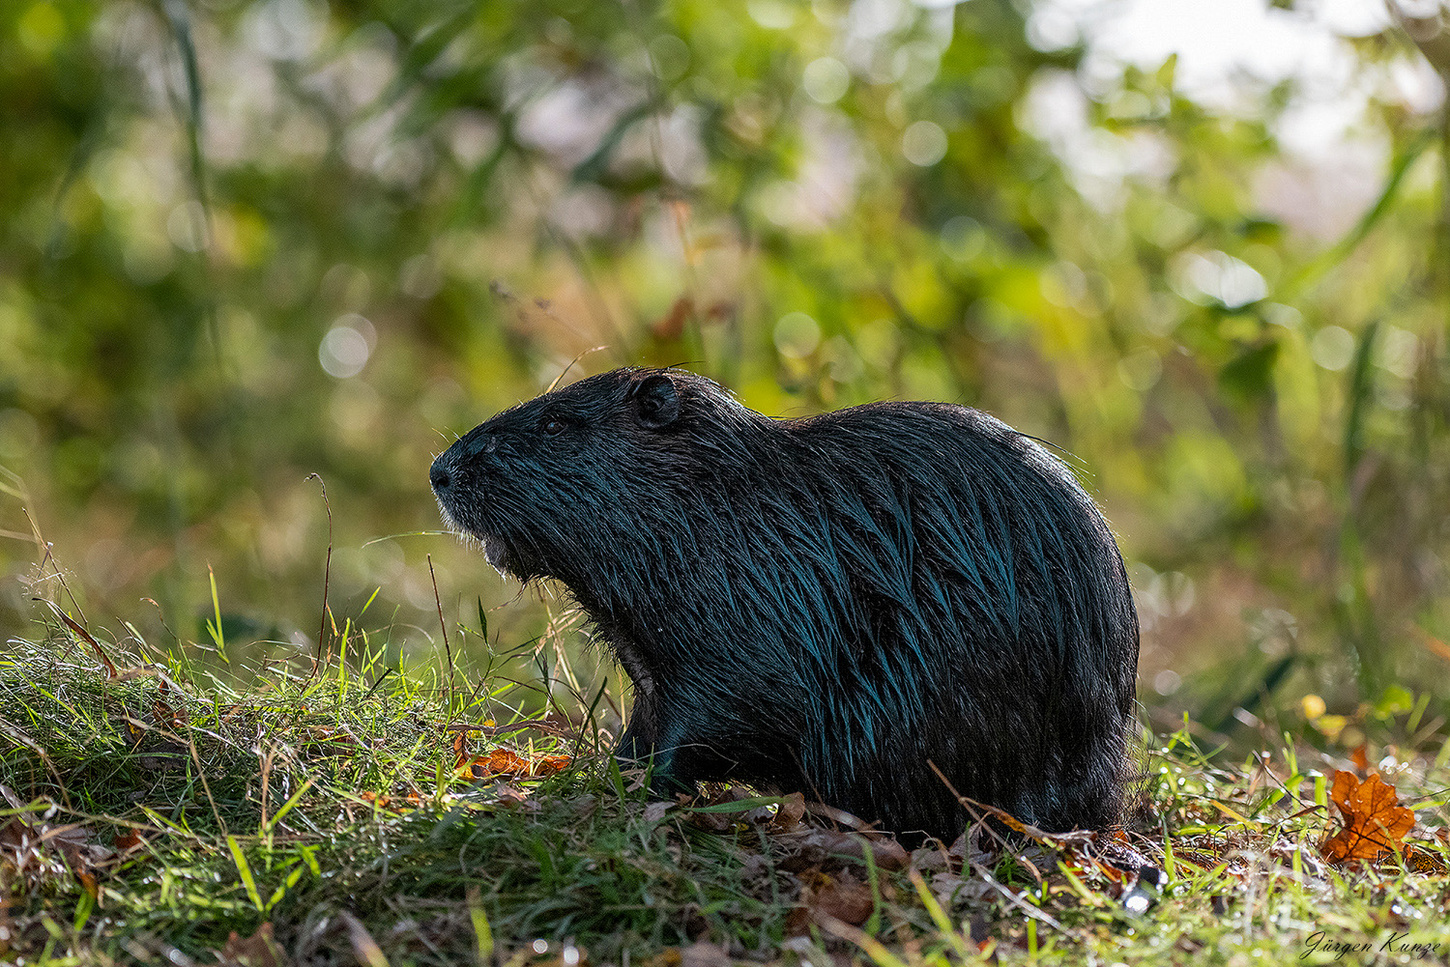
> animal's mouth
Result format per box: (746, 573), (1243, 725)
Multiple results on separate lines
(482, 534), (508, 569)
(451, 516), (515, 575)
(434, 493), (519, 576)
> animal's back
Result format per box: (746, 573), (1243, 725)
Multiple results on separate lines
(653, 398), (1137, 837)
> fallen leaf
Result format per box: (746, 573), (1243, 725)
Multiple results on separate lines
(926, 870), (993, 908)
(360, 789), (424, 813)
(152, 696), (185, 728)
(221, 922), (282, 967)
(771, 792), (807, 831)
(1321, 770), (1415, 864)
(113, 830), (145, 853)
(789, 869), (874, 933)
(457, 748), (571, 781)
(776, 827), (908, 873)
(303, 725), (358, 757)
(72, 867), (98, 900)
(495, 784), (532, 805)
(1, 816), (109, 900)
(44, 824), (106, 900)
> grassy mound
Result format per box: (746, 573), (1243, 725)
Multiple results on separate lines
(1, 607), (1448, 966)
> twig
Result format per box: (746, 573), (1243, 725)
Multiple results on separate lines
(0, 717), (74, 812)
(42, 601), (118, 678)
(185, 731), (227, 837)
(25, 507), (87, 621)
(428, 554), (455, 711)
(547, 346), (609, 392)
(307, 473), (334, 674)
(360, 668), (394, 701)
(969, 860), (1065, 931)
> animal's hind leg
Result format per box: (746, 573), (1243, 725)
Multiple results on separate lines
(615, 694), (696, 796)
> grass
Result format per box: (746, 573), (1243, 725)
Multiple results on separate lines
(1, 587), (1448, 966)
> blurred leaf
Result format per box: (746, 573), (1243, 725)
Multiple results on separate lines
(1218, 340), (1279, 404)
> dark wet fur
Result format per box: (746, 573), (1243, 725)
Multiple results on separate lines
(431, 368), (1139, 842)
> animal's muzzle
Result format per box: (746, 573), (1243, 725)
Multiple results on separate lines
(429, 455), (454, 494)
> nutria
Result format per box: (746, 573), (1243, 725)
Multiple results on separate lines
(430, 367), (1138, 841)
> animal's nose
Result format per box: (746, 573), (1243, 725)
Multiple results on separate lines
(429, 458), (452, 492)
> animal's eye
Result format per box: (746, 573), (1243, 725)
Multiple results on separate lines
(542, 418), (565, 436)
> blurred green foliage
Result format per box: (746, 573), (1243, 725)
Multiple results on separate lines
(1, 0), (1448, 724)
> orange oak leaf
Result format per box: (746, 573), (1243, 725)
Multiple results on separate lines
(453, 730), (569, 780)
(113, 830), (145, 853)
(457, 748), (571, 781)
(1320, 770), (1415, 864)
(360, 789), (423, 813)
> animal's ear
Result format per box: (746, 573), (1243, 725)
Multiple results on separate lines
(628, 373), (681, 429)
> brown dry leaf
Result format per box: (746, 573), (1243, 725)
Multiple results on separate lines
(684, 783), (788, 829)
(360, 790), (422, 813)
(152, 696), (186, 729)
(771, 792), (807, 832)
(47, 824), (107, 900)
(456, 748), (571, 781)
(776, 827), (908, 873)
(926, 870), (994, 909)
(360, 790), (393, 811)
(684, 802), (735, 834)
(790, 869), (874, 933)
(221, 922), (283, 967)
(0, 816), (65, 890)
(303, 725), (358, 757)
(1321, 770), (1415, 864)
(862, 834), (909, 871)
(113, 830), (145, 853)
(495, 784), (533, 805)
(0, 818), (106, 900)
(1349, 745), (1371, 774)
(52, 606), (118, 678)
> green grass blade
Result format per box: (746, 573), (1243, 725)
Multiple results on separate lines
(227, 834), (263, 912)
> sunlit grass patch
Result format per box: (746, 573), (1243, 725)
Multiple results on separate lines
(1, 603), (1448, 966)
